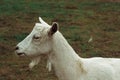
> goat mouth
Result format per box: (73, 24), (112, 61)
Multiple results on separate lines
(17, 53), (25, 56)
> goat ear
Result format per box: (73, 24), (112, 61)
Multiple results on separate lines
(48, 22), (59, 36)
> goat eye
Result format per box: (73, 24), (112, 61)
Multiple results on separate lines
(33, 35), (40, 40)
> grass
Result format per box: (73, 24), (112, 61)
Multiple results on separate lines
(14, 33), (28, 42)
(0, 0), (120, 80)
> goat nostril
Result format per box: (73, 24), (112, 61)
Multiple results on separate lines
(15, 46), (19, 50)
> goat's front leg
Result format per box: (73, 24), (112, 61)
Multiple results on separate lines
(29, 56), (41, 70)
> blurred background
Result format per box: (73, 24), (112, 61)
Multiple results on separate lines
(0, 0), (120, 80)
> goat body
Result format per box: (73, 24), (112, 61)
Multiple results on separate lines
(15, 17), (120, 80)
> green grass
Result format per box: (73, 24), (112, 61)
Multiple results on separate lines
(0, 0), (120, 80)
(0, 35), (5, 42)
(14, 33), (28, 42)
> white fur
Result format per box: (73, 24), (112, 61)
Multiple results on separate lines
(16, 17), (120, 80)
(46, 58), (52, 72)
(29, 56), (40, 70)
(88, 36), (93, 43)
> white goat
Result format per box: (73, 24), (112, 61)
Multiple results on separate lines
(15, 17), (120, 80)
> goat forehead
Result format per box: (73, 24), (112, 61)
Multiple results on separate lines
(35, 23), (50, 28)
(35, 24), (49, 31)
(32, 26), (48, 36)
